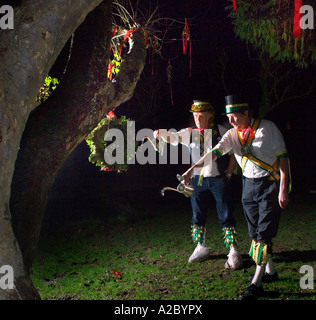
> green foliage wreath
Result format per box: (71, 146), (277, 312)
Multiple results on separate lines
(86, 114), (138, 172)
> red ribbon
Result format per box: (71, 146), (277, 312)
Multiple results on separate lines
(293, 0), (302, 38)
(182, 20), (192, 77)
(110, 26), (117, 51)
(144, 30), (148, 46)
(238, 126), (255, 144)
(108, 64), (113, 81)
(233, 0), (237, 11)
(123, 28), (138, 40)
(182, 21), (190, 55)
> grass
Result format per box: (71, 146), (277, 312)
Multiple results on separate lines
(31, 191), (316, 300)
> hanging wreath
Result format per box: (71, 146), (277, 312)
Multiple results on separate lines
(86, 112), (138, 172)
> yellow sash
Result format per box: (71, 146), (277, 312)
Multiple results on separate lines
(237, 119), (281, 181)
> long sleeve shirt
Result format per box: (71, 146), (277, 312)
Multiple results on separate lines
(212, 118), (288, 179)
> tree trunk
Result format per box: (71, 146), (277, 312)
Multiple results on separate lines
(10, 2), (146, 275)
(0, 0), (109, 300)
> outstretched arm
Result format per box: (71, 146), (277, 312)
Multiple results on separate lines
(153, 129), (187, 145)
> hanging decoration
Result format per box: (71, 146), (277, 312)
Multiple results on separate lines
(85, 112), (138, 173)
(182, 19), (192, 77)
(107, 27), (138, 81)
(293, 0), (302, 38)
(233, 0), (237, 11)
(182, 20), (190, 55)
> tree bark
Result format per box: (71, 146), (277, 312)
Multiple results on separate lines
(0, 0), (109, 300)
(10, 2), (146, 276)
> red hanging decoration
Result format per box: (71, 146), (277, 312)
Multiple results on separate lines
(108, 63), (113, 81)
(123, 27), (138, 41)
(110, 26), (117, 51)
(182, 19), (192, 77)
(144, 30), (148, 46)
(293, 0), (302, 38)
(182, 20), (190, 55)
(233, 0), (237, 11)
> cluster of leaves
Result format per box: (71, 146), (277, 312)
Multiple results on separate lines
(108, 50), (122, 80)
(86, 114), (138, 172)
(226, 0), (316, 68)
(35, 76), (59, 102)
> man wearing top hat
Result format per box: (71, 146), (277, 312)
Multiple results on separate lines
(154, 100), (243, 270)
(182, 95), (291, 300)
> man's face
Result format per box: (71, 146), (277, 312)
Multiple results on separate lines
(227, 111), (250, 129)
(193, 112), (211, 129)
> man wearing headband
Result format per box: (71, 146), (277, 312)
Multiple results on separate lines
(154, 100), (243, 270)
(182, 95), (291, 300)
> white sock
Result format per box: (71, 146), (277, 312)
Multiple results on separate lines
(265, 254), (276, 275)
(251, 264), (265, 287)
(230, 246), (238, 254)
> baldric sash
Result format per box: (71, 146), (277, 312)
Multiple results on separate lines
(237, 119), (281, 181)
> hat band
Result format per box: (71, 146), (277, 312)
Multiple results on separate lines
(226, 103), (248, 113)
(191, 103), (212, 112)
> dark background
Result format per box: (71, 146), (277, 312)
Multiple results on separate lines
(39, 0), (315, 228)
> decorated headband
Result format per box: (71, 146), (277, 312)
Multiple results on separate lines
(190, 100), (214, 113)
(225, 103), (249, 114)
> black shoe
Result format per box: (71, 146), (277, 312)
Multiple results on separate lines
(248, 271), (279, 283)
(239, 284), (264, 300)
(262, 271), (279, 283)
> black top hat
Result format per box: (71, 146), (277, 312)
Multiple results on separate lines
(224, 95), (249, 114)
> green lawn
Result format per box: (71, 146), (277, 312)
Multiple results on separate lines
(31, 191), (316, 300)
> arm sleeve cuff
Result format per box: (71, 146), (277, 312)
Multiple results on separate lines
(276, 151), (288, 159)
(212, 148), (223, 158)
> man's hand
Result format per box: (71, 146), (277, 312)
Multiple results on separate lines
(279, 157), (290, 209)
(279, 188), (290, 209)
(182, 168), (193, 185)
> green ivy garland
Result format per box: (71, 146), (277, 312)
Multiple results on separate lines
(86, 114), (138, 172)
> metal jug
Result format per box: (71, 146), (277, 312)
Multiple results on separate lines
(161, 174), (194, 198)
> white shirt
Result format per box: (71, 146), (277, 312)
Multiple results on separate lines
(213, 118), (288, 179)
(171, 124), (229, 177)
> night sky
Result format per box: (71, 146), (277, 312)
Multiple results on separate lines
(44, 0), (316, 227)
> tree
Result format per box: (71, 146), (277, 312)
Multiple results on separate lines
(225, 0), (315, 117)
(226, 0), (316, 68)
(0, 0), (146, 300)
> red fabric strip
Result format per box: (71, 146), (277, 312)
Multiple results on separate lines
(233, 0), (237, 11)
(293, 0), (302, 38)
